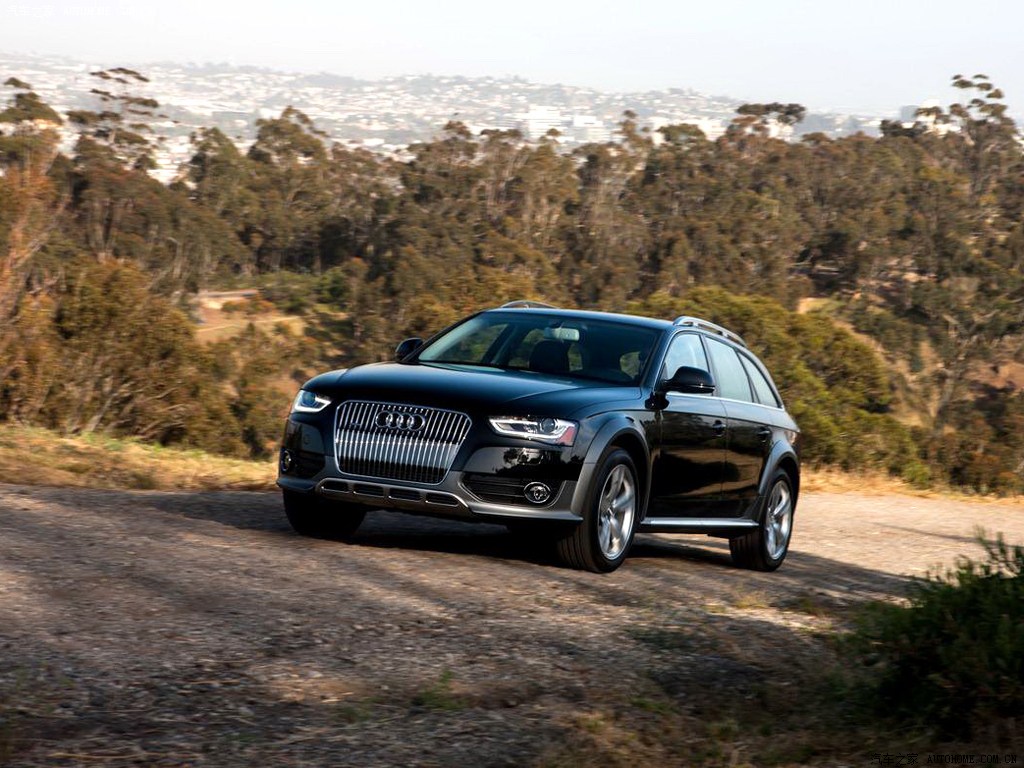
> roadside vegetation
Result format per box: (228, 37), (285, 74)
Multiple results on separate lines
(843, 534), (1024, 741)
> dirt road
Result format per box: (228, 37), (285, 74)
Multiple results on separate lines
(1, 485), (1022, 766)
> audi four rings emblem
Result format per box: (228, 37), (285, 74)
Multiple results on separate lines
(375, 411), (427, 431)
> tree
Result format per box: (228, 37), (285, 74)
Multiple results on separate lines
(731, 102), (806, 136)
(0, 78), (62, 129)
(185, 127), (261, 275)
(947, 74), (1018, 202)
(67, 68), (163, 171)
(0, 85), (64, 323)
(565, 116), (652, 308)
(245, 107), (333, 272)
(896, 78), (1024, 442)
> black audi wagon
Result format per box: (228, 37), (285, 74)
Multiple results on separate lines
(277, 302), (800, 572)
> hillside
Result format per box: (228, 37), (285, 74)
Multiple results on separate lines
(1, 70), (1023, 492)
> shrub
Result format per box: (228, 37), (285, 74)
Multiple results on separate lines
(846, 533), (1024, 738)
(626, 288), (919, 476)
(258, 272), (316, 314)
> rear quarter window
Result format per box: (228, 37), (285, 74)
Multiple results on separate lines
(705, 338), (754, 402)
(740, 354), (781, 407)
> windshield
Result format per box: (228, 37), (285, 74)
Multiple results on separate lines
(416, 312), (660, 385)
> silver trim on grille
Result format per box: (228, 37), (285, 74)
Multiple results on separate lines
(334, 401), (472, 485)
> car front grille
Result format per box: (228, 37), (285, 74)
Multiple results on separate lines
(335, 401), (472, 485)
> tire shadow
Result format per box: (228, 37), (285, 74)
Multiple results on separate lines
(3, 484), (916, 598)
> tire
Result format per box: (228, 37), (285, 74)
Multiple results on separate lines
(557, 448), (639, 573)
(730, 469), (794, 571)
(282, 489), (366, 540)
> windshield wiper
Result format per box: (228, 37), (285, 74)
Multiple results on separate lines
(504, 366), (634, 385)
(422, 360), (505, 370)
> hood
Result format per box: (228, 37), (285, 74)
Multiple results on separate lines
(304, 362), (640, 417)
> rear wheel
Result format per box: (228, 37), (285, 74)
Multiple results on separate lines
(557, 448), (638, 573)
(730, 470), (794, 571)
(283, 489), (366, 540)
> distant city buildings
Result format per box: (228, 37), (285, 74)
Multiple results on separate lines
(0, 51), (921, 183)
(520, 105), (563, 139)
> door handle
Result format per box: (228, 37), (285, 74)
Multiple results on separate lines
(756, 427), (772, 441)
(712, 420), (726, 436)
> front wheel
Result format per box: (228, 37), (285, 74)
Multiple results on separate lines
(557, 448), (638, 573)
(729, 470), (794, 571)
(283, 489), (366, 540)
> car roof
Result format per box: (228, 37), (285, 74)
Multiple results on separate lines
(481, 307), (674, 332)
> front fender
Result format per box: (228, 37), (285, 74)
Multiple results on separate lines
(570, 414), (654, 520)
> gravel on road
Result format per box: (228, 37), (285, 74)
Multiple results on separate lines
(1, 485), (1022, 766)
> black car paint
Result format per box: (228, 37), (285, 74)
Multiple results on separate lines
(278, 308), (800, 538)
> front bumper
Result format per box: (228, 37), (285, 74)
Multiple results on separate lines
(277, 415), (589, 524)
(277, 471), (582, 523)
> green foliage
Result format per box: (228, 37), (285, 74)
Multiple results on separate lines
(0, 260), (298, 460)
(67, 68), (163, 170)
(207, 323), (308, 458)
(845, 301), (924, 372)
(256, 271), (317, 314)
(0, 90), (62, 126)
(931, 391), (1024, 495)
(2, 261), (215, 442)
(845, 534), (1024, 737)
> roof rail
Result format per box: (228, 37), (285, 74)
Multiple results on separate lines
(672, 315), (747, 347)
(499, 300), (558, 309)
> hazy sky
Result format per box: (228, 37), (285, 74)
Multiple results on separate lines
(2, 0), (1022, 113)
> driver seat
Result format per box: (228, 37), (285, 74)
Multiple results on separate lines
(529, 340), (570, 374)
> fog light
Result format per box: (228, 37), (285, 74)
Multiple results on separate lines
(280, 449), (294, 473)
(524, 482), (552, 504)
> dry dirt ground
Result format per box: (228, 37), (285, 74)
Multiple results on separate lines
(1, 485), (1022, 767)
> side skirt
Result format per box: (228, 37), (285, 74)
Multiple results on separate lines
(638, 517), (758, 535)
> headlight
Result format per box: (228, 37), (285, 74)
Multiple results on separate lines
(292, 389), (332, 413)
(488, 416), (577, 446)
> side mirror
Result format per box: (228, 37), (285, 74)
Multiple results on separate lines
(395, 337), (423, 362)
(662, 366), (716, 395)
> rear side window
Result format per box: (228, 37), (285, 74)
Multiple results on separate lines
(740, 354), (780, 407)
(706, 338), (753, 402)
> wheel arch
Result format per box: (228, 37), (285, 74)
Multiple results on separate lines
(573, 416), (653, 519)
(761, 446), (800, 509)
(776, 454), (800, 504)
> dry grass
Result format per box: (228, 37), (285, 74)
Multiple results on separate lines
(194, 313), (305, 343)
(802, 466), (1022, 504)
(193, 289), (305, 344)
(802, 466), (921, 495)
(0, 425), (275, 491)
(2, 425), (1019, 505)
